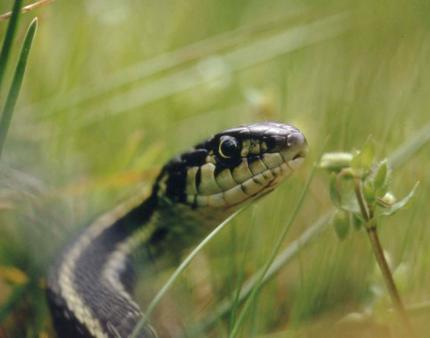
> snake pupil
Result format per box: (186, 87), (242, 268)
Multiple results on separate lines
(219, 136), (239, 159)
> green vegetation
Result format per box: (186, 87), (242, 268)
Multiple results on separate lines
(1, 0), (430, 337)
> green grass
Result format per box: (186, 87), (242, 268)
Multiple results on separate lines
(1, 0), (430, 337)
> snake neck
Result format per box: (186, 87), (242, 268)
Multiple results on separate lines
(48, 189), (233, 338)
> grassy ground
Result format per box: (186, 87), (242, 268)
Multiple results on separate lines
(1, 0), (430, 337)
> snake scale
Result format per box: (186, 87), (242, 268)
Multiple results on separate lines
(47, 122), (308, 338)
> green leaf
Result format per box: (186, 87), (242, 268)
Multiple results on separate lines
(332, 211), (350, 240)
(378, 182), (419, 216)
(373, 159), (391, 195)
(340, 189), (361, 214)
(352, 137), (375, 174)
(0, 0), (23, 90)
(350, 213), (364, 231)
(329, 173), (361, 214)
(0, 17), (38, 158)
(363, 180), (376, 205)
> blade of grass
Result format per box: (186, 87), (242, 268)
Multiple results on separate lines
(0, 284), (28, 323)
(130, 208), (245, 338)
(0, 17), (38, 158)
(187, 211), (333, 337)
(388, 121), (430, 170)
(228, 161), (318, 338)
(0, 0), (23, 91)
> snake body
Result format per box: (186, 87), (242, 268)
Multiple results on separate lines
(47, 122), (308, 338)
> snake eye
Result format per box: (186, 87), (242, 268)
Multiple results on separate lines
(218, 136), (239, 159)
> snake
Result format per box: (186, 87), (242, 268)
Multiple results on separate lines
(46, 121), (308, 338)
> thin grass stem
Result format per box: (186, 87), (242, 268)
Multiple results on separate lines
(186, 211), (333, 337)
(130, 208), (244, 338)
(0, 17), (38, 158)
(228, 161), (318, 338)
(0, 0), (23, 91)
(0, 284), (28, 323)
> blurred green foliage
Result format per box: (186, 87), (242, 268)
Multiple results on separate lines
(1, 0), (430, 337)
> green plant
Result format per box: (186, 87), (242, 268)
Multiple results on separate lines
(320, 139), (419, 337)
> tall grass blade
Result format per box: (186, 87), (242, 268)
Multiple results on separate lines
(388, 122), (430, 170)
(0, 17), (38, 158)
(228, 161), (318, 338)
(0, 285), (28, 323)
(187, 211), (333, 337)
(0, 0), (23, 91)
(130, 208), (244, 338)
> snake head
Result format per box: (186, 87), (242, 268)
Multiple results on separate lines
(155, 122), (308, 209)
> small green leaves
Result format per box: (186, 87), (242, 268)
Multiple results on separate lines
(332, 211), (350, 240)
(378, 182), (419, 216)
(321, 138), (419, 333)
(350, 212), (364, 230)
(374, 160), (391, 195)
(323, 136), (419, 239)
(329, 172), (360, 214)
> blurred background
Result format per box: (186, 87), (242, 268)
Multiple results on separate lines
(0, 0), (430, 337)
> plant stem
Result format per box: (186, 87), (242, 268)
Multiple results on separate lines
(353, 178), (415, 337)
(367, 226), (414, 335)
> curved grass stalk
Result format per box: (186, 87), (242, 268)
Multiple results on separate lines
(130, 208), (245, 338)
(388, 121), (430, 170)
(228, 161), (318, 338)
(187, 211), (333, 337)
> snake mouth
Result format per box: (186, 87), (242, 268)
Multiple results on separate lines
(205, 151), (306, 209)
(187, 128), (308, 209)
